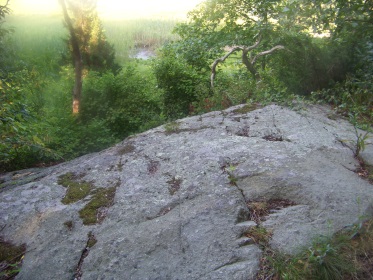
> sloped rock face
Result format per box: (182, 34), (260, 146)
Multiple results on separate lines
(0, 104), (372, 280)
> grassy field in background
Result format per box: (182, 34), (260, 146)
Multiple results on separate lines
(5, 15), (179, 65)
(103, 18), (179, 61)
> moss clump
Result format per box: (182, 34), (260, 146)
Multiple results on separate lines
(164, 121), (181, 135)
(64, 220), (74, 231)
(117, 144), (135, 155)
(0, 239), (25, 263)
(58, 173), (93, 204)
(79, 186), (116, 225)
(86, 232), (97, 248)
(167, 177), (182, 195)
(0, 238), (26, 279)
(57, 173), (119, 225)
(232, 104), (259, 114)
(245, 226), (272, 247)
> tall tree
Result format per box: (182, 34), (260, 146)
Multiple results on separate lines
(59, 0), (119, 114)
(59, 0), (84, 114)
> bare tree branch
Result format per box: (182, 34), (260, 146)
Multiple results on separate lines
(211, 46), (243, 89)
(251, 45), (285, 65)
(245, 36), (262, 52)
(0, 0), (11, 18)
(211, 37), (262, 89)
(0, 0), (10, 8)
(210, 37), (284, 89)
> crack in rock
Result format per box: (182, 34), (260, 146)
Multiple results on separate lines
(74, 231), (97, 280)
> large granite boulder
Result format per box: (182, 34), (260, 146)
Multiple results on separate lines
(1, 104), (372, 280)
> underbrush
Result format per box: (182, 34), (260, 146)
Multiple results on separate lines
(256, 219), (373, 280)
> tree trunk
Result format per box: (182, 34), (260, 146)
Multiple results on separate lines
(241, 49), (260, 81)
(59, 0), (83, 115)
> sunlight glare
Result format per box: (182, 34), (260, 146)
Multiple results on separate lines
(7, 0), (204, 19)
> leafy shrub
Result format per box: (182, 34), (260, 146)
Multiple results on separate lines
(269, 31), (350, 96)
(0, 70), (58, 171)
(312, 41), (373, 125)
(153, 44), (210, 119)
(45, 115), (117, 160)
(80, 64), (163, 139)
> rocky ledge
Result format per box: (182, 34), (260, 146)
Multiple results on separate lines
(0, 104), (372, 280)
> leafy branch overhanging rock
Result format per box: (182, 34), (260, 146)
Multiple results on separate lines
(210, 36), (284, 89)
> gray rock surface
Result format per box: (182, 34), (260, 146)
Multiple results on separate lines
(0, 104), (372, 280)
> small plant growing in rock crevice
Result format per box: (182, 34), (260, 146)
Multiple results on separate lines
(353, 124), (371, 158)
(338, 118), (372, 184)
(256, 218), (373, 279)
(0, 237), (26, 280)
(164, 121), (181, 135)
(245, 226), (272, 248)
(74, 231), (97, 280)
(222, 164), (238, 186)
(232, 104), (260, 115)
(247, 199), (296, 225)
(247, 201), (268, 224)
(262, 134), (283, 142)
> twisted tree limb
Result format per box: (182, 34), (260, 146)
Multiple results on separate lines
(210, 37), (284, 89)
(251, 45), (285, 65)
(211, 46), (242, 89)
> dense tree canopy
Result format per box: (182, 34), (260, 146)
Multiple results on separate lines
(168, 0), (372, 92)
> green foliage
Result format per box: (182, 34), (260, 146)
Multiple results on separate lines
(0, 68), (58, 172)
(268, 32), (349, 95)
(0, 237), (26, 279)
(153, 45), (210, 119)
(0, 9), (175, 171)
(257, 219), (373, 279)
(294, 0), (373, 38)
(172, 0), (372, 108)
(269, 233), (356, 280)
(0, 1), (14, 75)
(311, 42), (373, 126)
(42, 112), (117, 161)
(5, 15), (67, 78)
(80, 63), (164, 139)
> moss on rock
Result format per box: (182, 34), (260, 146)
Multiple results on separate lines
(79, 186), (117, 225)
(58, 173), (118, 225)
(58, 173), (93, 204)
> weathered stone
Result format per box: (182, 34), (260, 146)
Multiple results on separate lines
(0, 104), (372, 279)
